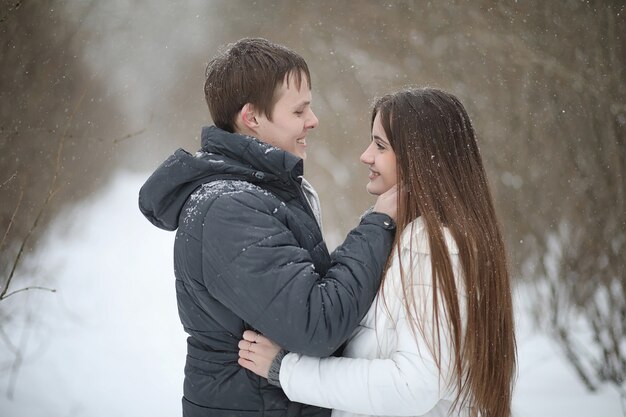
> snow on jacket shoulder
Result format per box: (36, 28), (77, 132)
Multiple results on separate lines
(138, 126), (396, 417)
(279, 218), (469, 417)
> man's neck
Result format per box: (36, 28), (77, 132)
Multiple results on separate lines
(234, 126), (257, 139)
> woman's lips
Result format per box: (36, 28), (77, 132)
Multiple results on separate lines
(368, 169), (379, 180)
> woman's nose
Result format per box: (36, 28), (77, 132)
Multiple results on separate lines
(360, 144), (374, 164)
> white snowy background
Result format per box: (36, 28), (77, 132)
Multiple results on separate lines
(0, 171), (622, 417)
(1, 1), (623, 416)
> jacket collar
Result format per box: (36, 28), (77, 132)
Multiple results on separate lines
(200, 126), (303, 183)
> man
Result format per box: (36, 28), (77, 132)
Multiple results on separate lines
(139, 38), (396, 417)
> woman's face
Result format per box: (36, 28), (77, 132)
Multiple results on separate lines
(360, 111), (397, 195)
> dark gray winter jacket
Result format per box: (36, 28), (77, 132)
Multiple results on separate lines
(139, 126), (395, 417)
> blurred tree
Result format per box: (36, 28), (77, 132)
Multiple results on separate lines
(506, 1), (625, 395)
(0, 0), (132, 396)
(0, 0), (134, 300)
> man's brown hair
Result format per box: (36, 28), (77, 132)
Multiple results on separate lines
(204, 38), (311, 133)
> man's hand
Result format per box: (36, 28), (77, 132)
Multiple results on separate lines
(373, 184), (398, 221)
(238, 330), (281, 379)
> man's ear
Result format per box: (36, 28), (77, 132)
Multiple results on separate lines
(238, 103), (260, 131)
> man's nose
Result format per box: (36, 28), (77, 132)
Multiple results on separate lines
(306, 110), (319, 129)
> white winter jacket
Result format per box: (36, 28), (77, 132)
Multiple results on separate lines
(279, 218), (470, 417)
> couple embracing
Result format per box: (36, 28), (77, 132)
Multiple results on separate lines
(139, 38), (516, 417)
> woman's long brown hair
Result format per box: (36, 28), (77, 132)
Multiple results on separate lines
(374, 88), (516, 417)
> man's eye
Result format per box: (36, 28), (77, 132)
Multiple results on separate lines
(295, 110), (304, 115)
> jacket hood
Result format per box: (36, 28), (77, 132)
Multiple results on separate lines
(139, 126), (304, 231)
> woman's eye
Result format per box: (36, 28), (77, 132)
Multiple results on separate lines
(376, 143), (385, 150)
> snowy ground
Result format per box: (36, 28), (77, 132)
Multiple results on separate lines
(0, 171), (622, 416)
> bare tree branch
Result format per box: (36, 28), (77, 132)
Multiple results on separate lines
(0, 1), (24, 24)
(0, 325), (17, 354)
(0, 189), (22, 252)
(0, 186), (59, 300)
(112, 113), (152, 144)
(4, 314), (30, 400)
(113, 127), (147, 144)
(0, 86), (87, 301)
(0, 286), (56, 300)
(0, 171), (16, 189)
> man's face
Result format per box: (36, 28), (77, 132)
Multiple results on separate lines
(254, 73), (318, 160)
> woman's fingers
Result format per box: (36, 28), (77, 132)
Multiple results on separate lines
(255, 333), (272, 346)
(237, 339), (256, 352)
(238, 333), (274, 379)
(238, 346), (268, 377)
(239, 347), (254, 361)
(238, 357), (256, 372)
(242, 330), (257, 342)
(243, 330), (273, 346)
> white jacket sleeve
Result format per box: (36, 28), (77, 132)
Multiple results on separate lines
(279, 323), (442, 416)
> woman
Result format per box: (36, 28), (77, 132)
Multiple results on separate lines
(238, 88), (517, 417)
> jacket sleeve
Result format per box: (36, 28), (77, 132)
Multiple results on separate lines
(279, 353), (440, 416)
(277, 247), (448, 416)
(201, 190), (395, 357)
